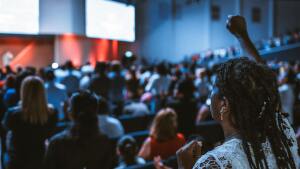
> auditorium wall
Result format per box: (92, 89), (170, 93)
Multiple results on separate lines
(0, 36), (54, 68)
(134, 0), (300, 63)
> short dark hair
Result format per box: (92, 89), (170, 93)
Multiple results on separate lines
(70, 90), (99, 137)
(44, 68), (55, 81)
(97, 96), (109, 115)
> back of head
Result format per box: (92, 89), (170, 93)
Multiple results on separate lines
(95, 61), (107, 74)
(70, 90), (99, 137)
(150, 108), (177, 142)
(156, 63), (168, 76)
(44, 68), (55, 82)
(65, 60), (74, 70)
(117, 135), (138, 165)
(285, 68), (296, 84)
(215, 57), (296, 168)
(97, 96), (109, 115)
(5, 74), (16, 89)
(175, 77), (195, 98)
(21, 76), (49, 125)
(111, 60), (122, 73)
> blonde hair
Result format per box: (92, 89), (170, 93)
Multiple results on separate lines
(21, 76), (49, 124)
(150, 108), (178, 142)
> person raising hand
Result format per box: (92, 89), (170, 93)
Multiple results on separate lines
(176, 15), (299, 169)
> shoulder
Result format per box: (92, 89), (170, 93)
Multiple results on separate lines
(6, 106), (22, 118)
(55, 83), (67, 90)
(193, 154), (223, 169)
(49, 130), (71, 143)
(194, 139), (243, 169)
(107, 116), (122, 125)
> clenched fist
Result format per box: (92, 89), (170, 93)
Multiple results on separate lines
(176, 140), (202, 169)
(226, 15), (248, 38)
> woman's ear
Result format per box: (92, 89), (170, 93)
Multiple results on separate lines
(221, 96), (230, 113)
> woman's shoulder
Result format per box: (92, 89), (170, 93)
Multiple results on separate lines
(4, 106), (22, 120)
(193, 138), (245, 169)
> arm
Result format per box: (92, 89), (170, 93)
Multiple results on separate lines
(138, 137), (151, 160)
(226, 15), (265, 64)
(43, 140), (59, 169)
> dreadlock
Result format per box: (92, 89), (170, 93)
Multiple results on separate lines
(215, 57), (296, 169)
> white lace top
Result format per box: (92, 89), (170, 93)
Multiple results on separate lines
(193, 117), (299, 169)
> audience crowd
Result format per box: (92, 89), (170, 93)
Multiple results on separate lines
(0, 30), (298, 169)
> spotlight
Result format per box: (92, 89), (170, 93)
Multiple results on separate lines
(122, 50), (136, 68)
(51, 62), (59, 69)
(125, 51), (133, 58)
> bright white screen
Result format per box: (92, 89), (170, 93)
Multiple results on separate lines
(86, 0), (135, 42)
(0, 0), (39, 34)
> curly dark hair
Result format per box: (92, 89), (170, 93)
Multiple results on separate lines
(215, 57), (296, 169)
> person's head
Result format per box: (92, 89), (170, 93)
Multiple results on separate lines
(174, 77), (195, 99)
(210, 57), (296, 168)
(97, 96), (109, 115)
(95, 61), (107, 74)
(129, 66), (137, 79)
(44, 68), (55, 82)
(21, 76), (49, 124)
(280, 68), (296, 85)
(111, 60), (122, 73)
(65, 60), (74, 70)
(5, 74), (16, 89)
(150, 108), (177, 142)
(16, 69), (35, 99)
(156, 63), (168, 76)
(117, 135), (138, 165)
(5, 65), (13, 74)
(70, 90), (99, 137)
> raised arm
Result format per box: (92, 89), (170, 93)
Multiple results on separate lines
(226, 15), (265, 64)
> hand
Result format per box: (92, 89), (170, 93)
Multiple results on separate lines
(154, 156), (172, 169)
(176, 140), (202, 169)
(226, 15), (248, 38)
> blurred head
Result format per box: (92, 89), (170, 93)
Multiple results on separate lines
(65, 60), (74, 70)
(117, 135), (138, 165)
(95, 61), (107, 74)
(280, 68), (296, 85)
(44, 68), (55, 82)
(150, 108), (177, 142)
(21, 76), (49, 124)
(97, 96), (109, 115)
(156, 63), (168, 76)
(5, 65), (13, 74)
(70, 90), (99, 137)
(111, 60), (122, 73)
(174, 77), (195, 98)
(210, 57), (295, 168)
(5, 74), (16, 89)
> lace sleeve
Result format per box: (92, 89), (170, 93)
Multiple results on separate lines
(193, 155), (222, 169)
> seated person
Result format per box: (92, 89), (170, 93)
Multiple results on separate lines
(138, 108), (185, 160)
(2, 76), (57, 169)
(123, 98), (151, 117)
(97, 96), (124, 139)
(115, 135), (146, 169)
(44, 91), (114, 169)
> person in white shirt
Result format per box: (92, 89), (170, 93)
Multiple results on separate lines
(194, 68), (212, 103)
(278, 68), (296, 124)
(97, 96), (124, 139)
(145, 63), (171, 96)
(59, 61), (81, 95)
(44, 68), (68, 120)
(123, 100), (151, 117)
(173, 16), (299, 169)
(79, 63), (94, 90)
